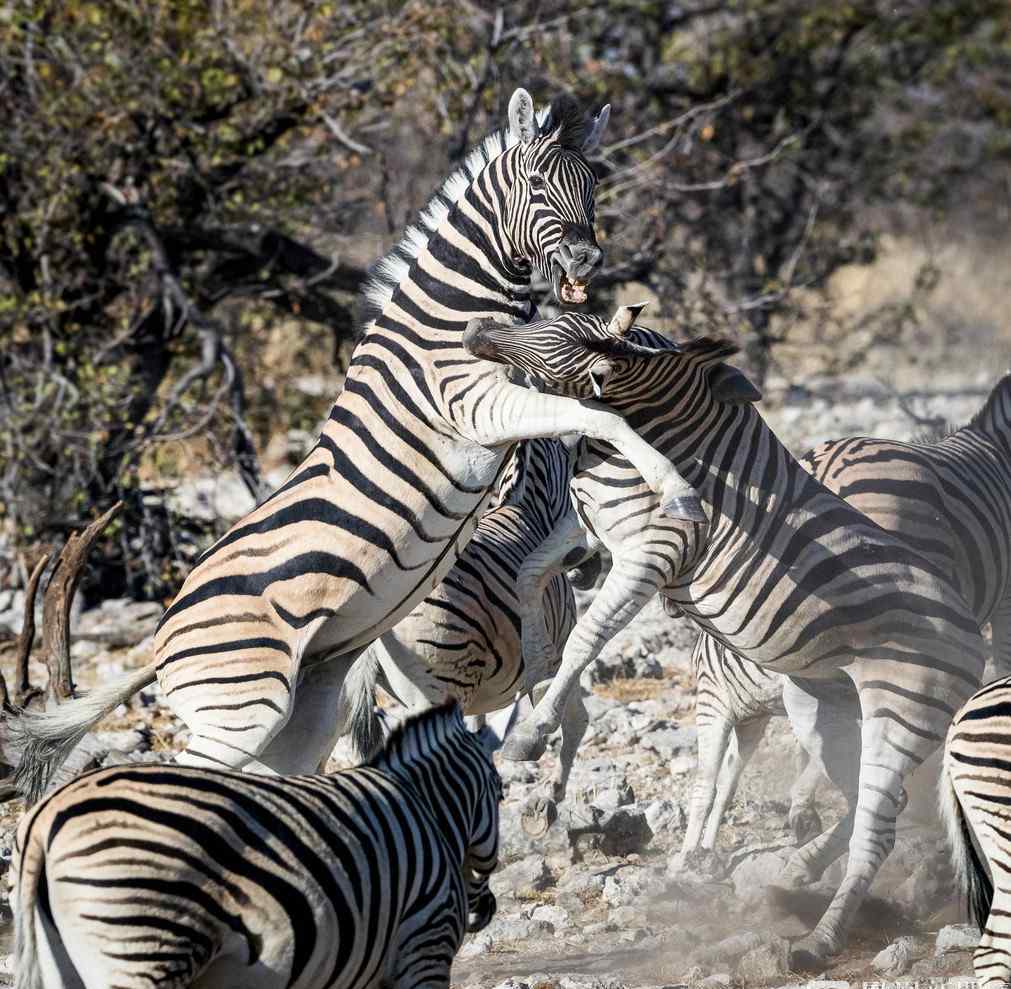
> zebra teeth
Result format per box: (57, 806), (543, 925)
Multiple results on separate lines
(560, 277), (587, 304)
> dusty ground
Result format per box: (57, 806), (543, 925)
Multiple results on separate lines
(0, 371), (1004, 988)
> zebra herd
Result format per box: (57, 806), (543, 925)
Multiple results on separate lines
(7, 90), (1011, 989)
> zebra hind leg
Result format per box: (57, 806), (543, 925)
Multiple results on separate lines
(505, 552), (666, 761)
(789, 662), (979, 971)
(255, 650), (364, 774)
(778, 676), (861, 889)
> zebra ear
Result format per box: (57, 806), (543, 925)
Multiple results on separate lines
(607, 302), (648, 337)
(710, 364), (762, 405)
(583, 104), (611, 154)
(508, 88), (537, 145)
(588, 358), (614, 398)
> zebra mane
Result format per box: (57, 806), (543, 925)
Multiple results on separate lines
(369, 700), (468, 770)
(968, 369), (1011, 434)
(359, 99), (563, 327)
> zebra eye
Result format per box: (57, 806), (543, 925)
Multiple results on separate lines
(528, 173), (546, 191)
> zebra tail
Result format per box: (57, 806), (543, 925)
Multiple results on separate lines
(14, 826), (45, 989)
(940, 752), (993, 931)
(9, 661), (158, 805)
(343, 647), (385, 763)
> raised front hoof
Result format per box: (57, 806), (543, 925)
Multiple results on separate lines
(520, 795), (559, 838)
(660, 494), (708, 523)
(789, 936), (837, 973)
(501, 726), (548, 763)
(790, 807), (824, 845)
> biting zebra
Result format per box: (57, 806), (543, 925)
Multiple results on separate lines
(14, 702), (501, 989)
(941, 674), (1011, 989)
(464, 306), (991, 969)
(11, 89), (700, 802)
(343, 437), (590, 835)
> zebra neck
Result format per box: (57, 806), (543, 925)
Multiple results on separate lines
(380, 752), (473, 862)
(970, 372), (1011, 456)
(367, 144), (535, 348)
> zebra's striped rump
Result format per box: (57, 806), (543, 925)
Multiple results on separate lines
(14, 703), (501, 989)
(942, 676), (1011, 988)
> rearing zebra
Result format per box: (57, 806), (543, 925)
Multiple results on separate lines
(12, 89), (700, 802)
(14, 702), (502, 989)
(464, 307), (988, 970)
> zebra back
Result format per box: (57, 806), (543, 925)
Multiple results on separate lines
(14, 704), (501, 989)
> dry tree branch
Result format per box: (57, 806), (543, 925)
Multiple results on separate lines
(42, 502), (124, 704)
(11, 555), (52, 711)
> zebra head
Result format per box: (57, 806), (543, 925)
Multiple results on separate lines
(463, 305), (762, 405)
(504, 89), (610, 306)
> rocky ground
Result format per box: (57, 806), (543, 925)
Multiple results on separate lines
(0, 372), (1003, 987)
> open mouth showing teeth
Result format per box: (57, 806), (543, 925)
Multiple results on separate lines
(552, 266), (587, 305)
(560, 275), (588, 304)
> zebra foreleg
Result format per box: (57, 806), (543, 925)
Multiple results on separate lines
(505, 554), (665, 761)
(788, 748), (826, 844)
(520, 684), (589, 837)
(457, 378), (707, 521)
(516, 511), (596, 698)
(676, 714), (734, 871)
(700, 715), (770, 851)
(778, 676), (860, 889)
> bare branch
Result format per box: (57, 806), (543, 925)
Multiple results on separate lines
(42, 502), (123, 704)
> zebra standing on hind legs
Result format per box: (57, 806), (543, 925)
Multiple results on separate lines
(462, 307), (991, 970)
(14, 702), (502, 989)
(11, 88), (706, 801)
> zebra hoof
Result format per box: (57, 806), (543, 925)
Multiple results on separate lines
(501, 726), (548, 763)
(789, 936), (835, 972)
(660, 494), (708, 523)
(790, 807), (823, 845)
(520, 796), (558, 838)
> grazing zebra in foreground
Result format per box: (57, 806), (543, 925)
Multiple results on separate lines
(14, 703), (501, 989)
(941, 674), (1011, 989)
(463, 307), (989, 970)
(344, 438), (589, 833)
(12, 89), (699, 801)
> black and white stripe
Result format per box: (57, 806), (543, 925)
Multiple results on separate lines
(464, 308), (990, 969)
(343, 438), (587, 827)
(13, 703), (501, 989)
(11, 91), (698, 801)
(941, 674), (1011, 988)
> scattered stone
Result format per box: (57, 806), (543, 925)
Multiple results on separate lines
(640, 725), (697, 759)
(589, 651), (663, 684)
(725, 842), (794, 898)
(935, 923), (979, 954)
(75, 599), (162, 647)
(736, 937), (790, 981)
(702, 974), (732, 988)
(873, 936), (927, 977)
(492, 854), (553, 899)
(697, 930), (765, 967)
(528, 904), (570, 930)
(457, 931), (494, 959)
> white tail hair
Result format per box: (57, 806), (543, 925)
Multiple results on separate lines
(10, 661), (157, 804)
